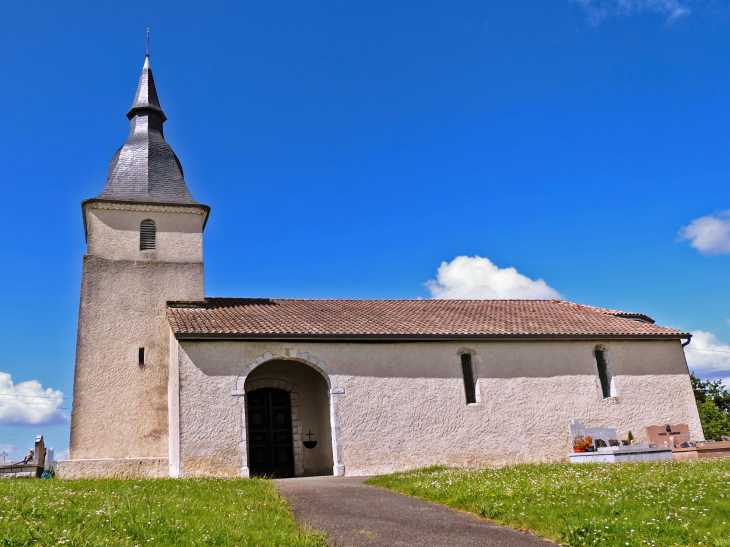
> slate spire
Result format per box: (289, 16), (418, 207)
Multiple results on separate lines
(127, 56), (167, 122)
(94, 55), (199, 205)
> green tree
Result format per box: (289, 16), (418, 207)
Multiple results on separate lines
(690, 373), (730, 413)
(690, 372), (730, 440)
(696, 400), (730, 441)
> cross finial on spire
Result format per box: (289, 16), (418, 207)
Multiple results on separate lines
(146, 28), (150, 57)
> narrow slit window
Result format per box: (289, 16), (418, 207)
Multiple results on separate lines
(595, 349), (611, 398)
(140, 220), (156, 250)
(461, 353), (477, 404)
(138, 348), (145, 365)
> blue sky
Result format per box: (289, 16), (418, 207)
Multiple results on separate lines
(1, 0), (729, 458)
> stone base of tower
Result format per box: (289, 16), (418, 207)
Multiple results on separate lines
(56, 457), (170, 479)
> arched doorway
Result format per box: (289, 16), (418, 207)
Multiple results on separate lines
(243, 358), (335, 477)
(246, 388), (295, 478)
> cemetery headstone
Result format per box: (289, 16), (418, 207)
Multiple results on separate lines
(645, 424), (690, 447)
(569, 418), (618, 447)
(44, 448), (54, 471)
(34, 436), (45, 470)
(569, 419), (674, 464)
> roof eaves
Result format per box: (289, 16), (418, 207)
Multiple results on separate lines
(170, 331), (690, 342)
(81, 199), (211, 241)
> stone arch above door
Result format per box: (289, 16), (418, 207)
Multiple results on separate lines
(231, 351), (345, 478)
(233, 350), (340, 391)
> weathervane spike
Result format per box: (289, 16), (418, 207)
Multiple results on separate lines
(146, 28), (150, 57)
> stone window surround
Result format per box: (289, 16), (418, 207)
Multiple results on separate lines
(592, 344), (621, 402)
(456, 348), (484, 407)
(231, 350), (345, 477)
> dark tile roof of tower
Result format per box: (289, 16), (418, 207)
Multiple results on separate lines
(166, 298), (689, 339)
(93, 56), (201, 206)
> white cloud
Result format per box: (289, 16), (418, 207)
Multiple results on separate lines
(571, 0), (691, 24)
(0, 373), (68, 426)
(678, 211), (730, 255)
(684, 331), (730, 381)
(425, 256), (562, 300)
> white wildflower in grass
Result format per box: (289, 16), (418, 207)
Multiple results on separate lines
(367, 458), (730, 547)
(0, 478), (326, 546)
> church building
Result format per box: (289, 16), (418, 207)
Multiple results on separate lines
(59, 54), (703, 479)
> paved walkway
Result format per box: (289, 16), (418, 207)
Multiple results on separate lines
(276, 476), (551, 547)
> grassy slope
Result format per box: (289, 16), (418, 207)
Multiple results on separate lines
(0, 478), (325, 546)
(367, 459), (730, 547)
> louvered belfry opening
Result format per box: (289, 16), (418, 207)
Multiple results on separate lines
(460, 353), (477, 404)
(140, 219), (156, 250)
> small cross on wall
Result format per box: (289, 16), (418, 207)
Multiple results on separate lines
(0, 451), (7, 463)
(303, 431), (317, 449)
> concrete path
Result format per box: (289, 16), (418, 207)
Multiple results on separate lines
(276, 476), (552, 547)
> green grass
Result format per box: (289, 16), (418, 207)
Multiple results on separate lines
(0, 478), (325, 546)
(367, 459), (730, 546)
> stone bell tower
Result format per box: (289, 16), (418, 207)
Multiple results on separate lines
(66, 53), (209, 477)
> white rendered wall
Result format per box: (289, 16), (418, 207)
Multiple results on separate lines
(69, 204), (205, 464)
(84, 203), (206, 263)
(177, 345), (243, 477)
(173, 338), (701, 477)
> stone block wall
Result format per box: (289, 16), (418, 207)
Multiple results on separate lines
(56, 458), (169, 479)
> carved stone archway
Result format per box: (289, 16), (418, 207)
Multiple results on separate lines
(231, 350), (345, 477)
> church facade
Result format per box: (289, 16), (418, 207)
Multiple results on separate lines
(59, 55), (703, 479)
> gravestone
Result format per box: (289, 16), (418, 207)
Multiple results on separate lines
(44, 448), (54, 471)
(0, 435), (46, 478)
(645, 424), (690, 447)
(569, 418), (619, 447)
(33, 436), (45, 469)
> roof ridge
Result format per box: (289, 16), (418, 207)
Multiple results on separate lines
(557, 300), (654, 323)
(203, 297), (567, 302)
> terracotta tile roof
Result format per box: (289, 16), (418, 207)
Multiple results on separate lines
(166, 298), (688, 339)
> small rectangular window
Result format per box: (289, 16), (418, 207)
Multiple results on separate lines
(461, 353), (477, 404)
(138, 348), (145, 365)
(595, 350), (611, 398)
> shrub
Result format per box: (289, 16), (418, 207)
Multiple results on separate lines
(691, 372), (730, 440)
(697, 399), (730, 440)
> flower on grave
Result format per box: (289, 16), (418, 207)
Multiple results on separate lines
(573, 435), (594, 449)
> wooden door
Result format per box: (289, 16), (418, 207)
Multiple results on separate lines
(247, 388), (294, 478)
